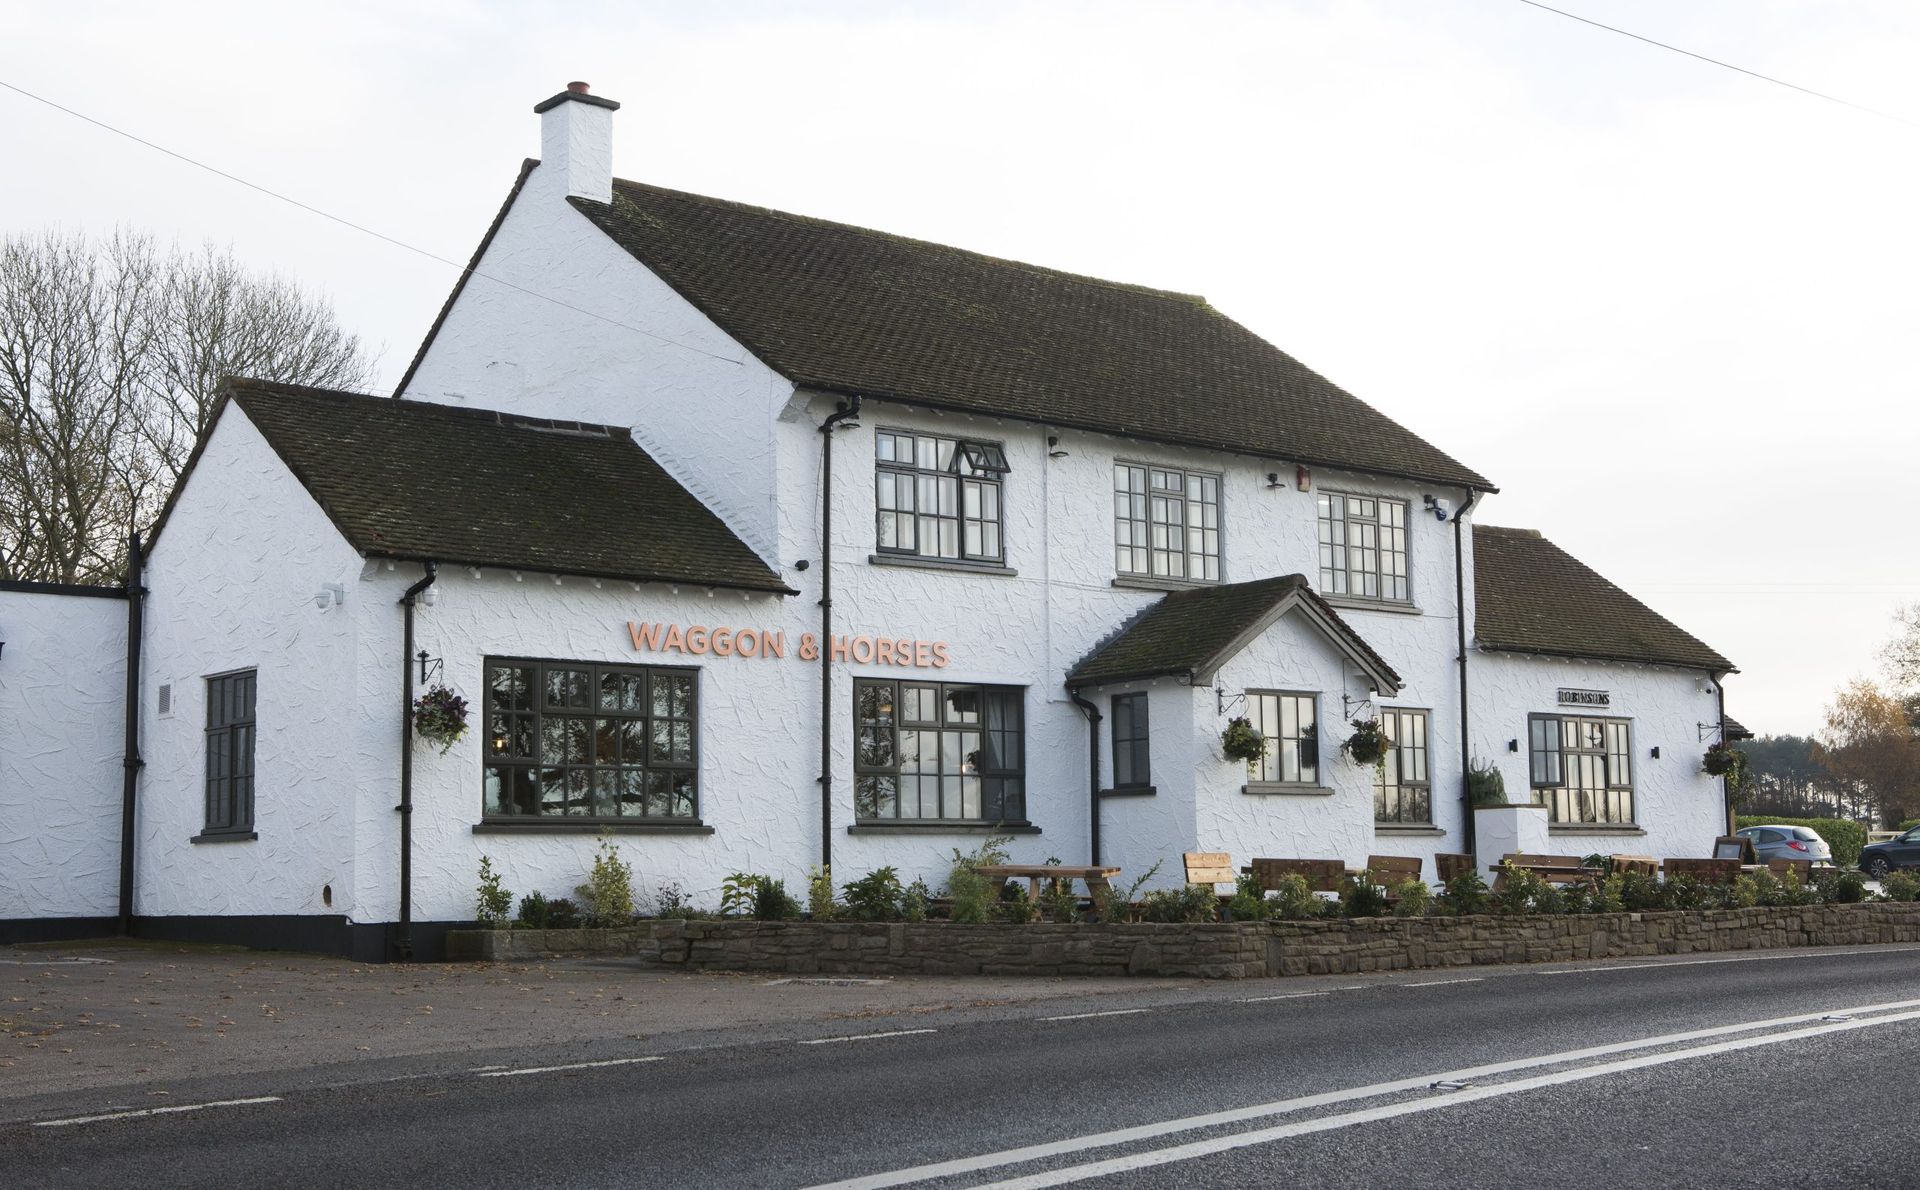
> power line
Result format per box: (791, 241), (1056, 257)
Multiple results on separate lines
(0, 77), (745, 369)
(1513, 0), (1920, 130)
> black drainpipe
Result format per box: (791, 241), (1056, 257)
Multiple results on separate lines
(1068, 689), (1103, 865)
(1716, 675), (1732, 834)
(1453, 489), (1481, 856)
(397, 561), (437, 961)
(818, 397), (862, 871)
(117, 532), (146, 936)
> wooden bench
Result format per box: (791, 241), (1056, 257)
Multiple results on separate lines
(1766, 857), (1813, 881)
(1363, 855), (1423, 886)
(1184, 851), (1238, 897)
(1244, 858), (1346, 894)
(1661, 857), (1741, 884)
(1435, 853), (1475, 884)
(1492, 853), (1599, 890)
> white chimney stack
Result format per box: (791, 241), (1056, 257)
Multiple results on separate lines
(534, 81), (619, 204)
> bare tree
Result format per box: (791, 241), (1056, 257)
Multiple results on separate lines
(0, 229), (374, 583)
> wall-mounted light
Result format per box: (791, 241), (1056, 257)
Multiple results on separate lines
(1047, 435), (1069, 459)
(312, 583), (345, 610)
(1507, 739), (1519, 752)
(1650, 746), (1661, 759)
(1265, 471), (1283, 489)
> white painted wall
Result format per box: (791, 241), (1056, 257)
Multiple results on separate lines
(1470, 651), (1727, 862)
(0, 589), (126, 923)
(137, 408), (371, 921)
(398, 156), (795, 565)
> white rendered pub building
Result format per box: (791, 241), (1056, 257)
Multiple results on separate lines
(0, 84), (1739, 959)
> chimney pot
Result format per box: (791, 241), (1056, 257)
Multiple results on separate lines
(567, 81), (590, 94)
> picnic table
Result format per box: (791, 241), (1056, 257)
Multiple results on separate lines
(975, 865), (1122, 901)
(1490, 854), (1601, 889)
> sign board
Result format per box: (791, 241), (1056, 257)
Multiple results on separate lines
(1713, 835), (1756, 863)
(1557, 688), (1611, 707)
(626, 622), (950, 669)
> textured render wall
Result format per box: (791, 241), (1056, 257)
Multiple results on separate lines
(137, 409), (369, 920)
(1470, 652), (1726, 861)
(1090, 681), (1202, 891)
(0, 591), (126, 921)
(352, 567), (818, 923)
(398, 159), (794, 562)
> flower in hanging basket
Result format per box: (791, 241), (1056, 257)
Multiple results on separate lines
(1703, 741), (1749, 791)
(1220, 716), (1266, 772)
(413, 683), (470, 755)
(1340, 718), (1390, 767)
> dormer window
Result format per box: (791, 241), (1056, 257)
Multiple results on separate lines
(875, 430), (1006, 563)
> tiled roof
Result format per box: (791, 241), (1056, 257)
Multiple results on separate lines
(566, 177), (1493, 491)
(215, 379), (791, 594)
(1721, 715), (1753, 740)
(1066, 574), (1402, 690)
(1473, 526), (1732, 672)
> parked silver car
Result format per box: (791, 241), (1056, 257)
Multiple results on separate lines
(1734, 825), (1833, 865)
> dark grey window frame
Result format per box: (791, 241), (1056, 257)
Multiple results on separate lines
(1374, 706), (1432, 824)
(874, 427), (1009, 566)
(1112, 461), (1223, 583)
(201, 668), (257, 838)
(853, 679), (1027, 824)
(1111, 692), (1151, 791)
(1316, 490), (1411, 603)
(481, 656), (701, 825)
(1528, 713), (1635, 826)
(1248, 690), (1320, 787)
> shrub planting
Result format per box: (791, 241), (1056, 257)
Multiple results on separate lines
(475, 856), (512, 928)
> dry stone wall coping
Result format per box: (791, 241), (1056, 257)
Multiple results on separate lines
(443, 903), (1920, 979)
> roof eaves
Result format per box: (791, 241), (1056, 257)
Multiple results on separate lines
(1475, 641), (1737, 676)
(359, 548), (795, 596)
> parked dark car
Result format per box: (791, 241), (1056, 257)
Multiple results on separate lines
(1858, 827), (1920, 879)
(1734, 824), (1833, 866)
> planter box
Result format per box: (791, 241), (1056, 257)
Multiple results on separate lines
(442, 902), (1920, 979)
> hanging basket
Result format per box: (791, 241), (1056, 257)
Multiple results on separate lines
(1703, 742), (1749, 792)
(413, 684), (470, 756)
(1340, 718), (1390, 767)
(1220, 717), (1266, 772)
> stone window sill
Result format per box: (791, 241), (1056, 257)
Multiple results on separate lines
(1099, 785), (1157, 798)
(1242, 783), (1335, 797)
(1111, 576), (1214, 594)
(1375, 824), (1446, 836)
(190, 831), (258, 844)
(472, 820), (715, 836)
(868, 553), (1017, 578)
(1320, 596), (1423, 616)
(847, 822), (1041, 835)
(1549, 824), (1647, 836)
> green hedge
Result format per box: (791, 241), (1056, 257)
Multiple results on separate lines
(1899, 819), (1919, 833)
(1735, 815), (1867, 867)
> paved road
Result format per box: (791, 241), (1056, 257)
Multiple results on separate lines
(4, 945), (1919, 1188)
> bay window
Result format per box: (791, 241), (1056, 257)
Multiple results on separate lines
(1374, 707), (1431, 824)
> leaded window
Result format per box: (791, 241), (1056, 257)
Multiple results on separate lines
(204, 669), (256, 834)
(854, 680), (1025, 822)
(1529, 715), (1634, 825)
(1374, 708), (1431, 823)
(875, 430), (1008, 563)
(1111, 692), (1150, 790)
(1248, 691), (1318, 785)
(1316, 492), (1409, 601)
(483, 659), (698, 821)
(1113, 464), (1221, 581)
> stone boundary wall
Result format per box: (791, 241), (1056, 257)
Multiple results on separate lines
(445, 902), (1920, 979)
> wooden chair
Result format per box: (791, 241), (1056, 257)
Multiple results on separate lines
(1662, 857), (1741, 884)
(1435, 853), (1475, 884)
(1364, 855), (1424, 886)
(1766, 857), (1813, 881)
(1244, 858), (1346, 894)
(1609, 854), (1658, 878)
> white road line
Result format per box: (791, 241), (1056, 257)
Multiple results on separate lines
(797, 1029), (937, 1045)
(477, 1056), (665, 1078)
(805, 995), (1920, 1190)
(1400, 978), (1483, 988)
(1236, 992), (1329, 1003)
(1039, 1009), (1152, 1022)
(32, 1097), (281, 1129)
(973, 1007), (1920, 1187)
(1535, 944), (1920, 976)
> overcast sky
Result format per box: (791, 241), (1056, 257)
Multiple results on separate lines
(6, 1), (1916, 736)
